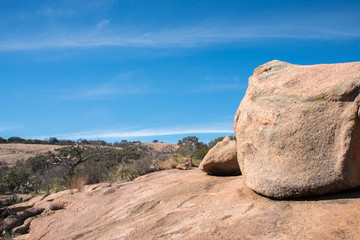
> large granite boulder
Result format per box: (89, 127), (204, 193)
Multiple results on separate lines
(199, 136), (240, 176)
(234, 60), (360, 198)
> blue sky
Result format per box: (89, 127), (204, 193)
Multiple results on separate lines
(0, 0), (359, 143)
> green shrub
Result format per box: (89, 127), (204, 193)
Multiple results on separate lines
(208, 135), (236, 149)
(0, 169), (29, 193)
(39, 177), (68, 194)
(177, 136), (207, 160)
(7, 136), (26, 143)
(194, 146), (209, 160)
(25, 153), (50, 174)
(109, 164), (139, 182)
(48, 137), (60, 145)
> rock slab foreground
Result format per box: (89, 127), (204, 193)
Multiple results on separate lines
(15, 169), (360, 240)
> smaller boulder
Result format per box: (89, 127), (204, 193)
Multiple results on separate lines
(176, 158), (193, 170)
(199, 136), (240, 176)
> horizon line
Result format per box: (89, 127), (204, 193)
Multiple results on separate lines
(31, 129), (234, 141)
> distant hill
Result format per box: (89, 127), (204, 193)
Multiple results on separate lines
(0, 144), (65, 167)
(0, 143), (178, 167)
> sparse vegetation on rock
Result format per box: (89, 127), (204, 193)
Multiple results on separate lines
(0, 134), (233, 196)
(0, 169), (29, 194)
(0, 140), (178, 194)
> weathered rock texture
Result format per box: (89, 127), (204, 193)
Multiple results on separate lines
(199, 136), (240, 176)
(234, 60), (360, 198)
(13, 169), (360, 240)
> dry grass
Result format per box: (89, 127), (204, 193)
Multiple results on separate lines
(68, 174), (87, 193)
(109, 164), (139, 183)
(157, 158), (179, 170)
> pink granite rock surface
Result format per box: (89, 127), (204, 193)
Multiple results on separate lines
(234, 60), (360, 198)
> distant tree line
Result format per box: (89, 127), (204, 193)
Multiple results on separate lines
(0, 136), (75, 145)
(0, 135), (235, 151)
(175, 135), (236, 161)
(0, 136), (144, 147)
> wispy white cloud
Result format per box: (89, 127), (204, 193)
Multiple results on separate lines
(96, 19), (110, 28)
(60, 85), (146, 100)
(34, 123), (233, 140)
(55, 70), (149, 99)
(189, 75), (247, 93)
(1, 2), (359, 51)
(0, 125), (20, 133)
(58, 81), (149, 100)
(0, 22), (359, 51)
(191, 83), (246, 93)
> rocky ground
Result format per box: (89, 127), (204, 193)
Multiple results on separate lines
(7, 168), (360, 240)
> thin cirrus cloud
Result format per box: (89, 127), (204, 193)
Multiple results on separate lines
(35, 124), (233, 140)
(55, 71), (149, 100)
(0, 22), (359, 51)
(58, 83), (149, 100)
(96, 19), (110, 28)
(189, 83), (246, 93)
(0, 125), (20, 133)
(189, 75), (247, 93)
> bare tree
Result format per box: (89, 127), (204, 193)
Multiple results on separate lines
(48, 140), (105, 176)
